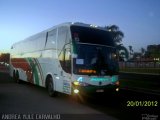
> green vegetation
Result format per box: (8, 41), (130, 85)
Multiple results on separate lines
(104, 25), (124, 44)
(120, 68), (160, 74)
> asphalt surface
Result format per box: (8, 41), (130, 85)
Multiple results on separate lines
(119, 72), (160, 96)
(0, 68), (160, 120)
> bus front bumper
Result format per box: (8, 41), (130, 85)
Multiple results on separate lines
(72, 83), (119, 96)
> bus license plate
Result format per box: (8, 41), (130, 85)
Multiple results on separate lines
(96, 89), (104, 93)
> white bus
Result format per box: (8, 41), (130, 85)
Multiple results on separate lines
(10, 22), (119, 97)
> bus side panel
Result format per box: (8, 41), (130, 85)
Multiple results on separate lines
(40, 50), (64, 93)
(10, 58), (44, 86)
(11, 58), (32, 82)
(10, 24), (72, 95)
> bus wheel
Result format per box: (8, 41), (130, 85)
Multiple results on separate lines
(15, 71), (21, 84)
(13, 70), (20, 83)
(47, 77), (57, 97)
(13, 70), (16, 82)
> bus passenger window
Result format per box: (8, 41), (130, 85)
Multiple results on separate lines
(64, 48), (71, 73)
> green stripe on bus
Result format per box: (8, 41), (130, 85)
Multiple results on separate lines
(34, 58), (44, 85)
(28, 58), (39, 85)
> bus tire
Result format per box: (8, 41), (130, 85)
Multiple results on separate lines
(15, 70), (21, 84)
(47, 77), (57, 97)
(13, 70), (16, 82)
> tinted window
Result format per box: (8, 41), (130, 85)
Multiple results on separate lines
(73, 44), (119, 75)
(57, 26), (68, 54)
(71, 26), (114, 46)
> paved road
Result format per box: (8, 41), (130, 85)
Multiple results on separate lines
(0, 70), (160, 120)
(0, 73), (117, 120)
(120, 72), (160, 95)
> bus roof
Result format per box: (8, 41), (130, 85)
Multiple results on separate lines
(11, 22), (108, 47)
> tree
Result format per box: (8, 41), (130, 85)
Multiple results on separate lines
(104, 25), (124, 45)
(128, 46), (133, 53)
(116, 44), (129, 61)
(147, 44), (160, 58)
(128, 45), (134, 58)
(140, 47), (145, 57)
(0, 53), (10, 64)
(105, 25), (128, 61)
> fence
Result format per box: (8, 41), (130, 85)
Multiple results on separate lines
(119, 61), (160, 68)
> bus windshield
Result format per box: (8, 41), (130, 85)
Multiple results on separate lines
(71, 25), (119, 76)
(70, 25), (114, 46)
(73, 44), (119, 76)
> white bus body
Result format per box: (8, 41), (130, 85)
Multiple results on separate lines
(10, 22), (119, 97)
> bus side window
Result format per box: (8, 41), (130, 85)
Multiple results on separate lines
(58, 47), (71, 73)
(64, 47), (71, 73)
(58, 26), (71, 73)
(46, 29), (57, 49)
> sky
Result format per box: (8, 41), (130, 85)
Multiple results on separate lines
(0, 0), (160, 53)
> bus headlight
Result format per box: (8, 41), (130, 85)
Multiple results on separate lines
(115, 81), (120, 86)
(111, 80), (120, 86)
(73, 81), (80, 86)
(73, 81), (89, 86)
(74, 89), (79, 94)
(116, 88), (119, 92)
